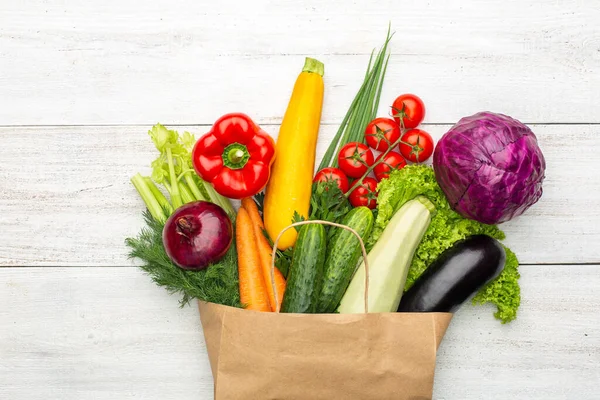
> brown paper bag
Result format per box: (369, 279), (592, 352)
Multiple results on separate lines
(199, 302), (451, 400)
(198, 220), (453, 400)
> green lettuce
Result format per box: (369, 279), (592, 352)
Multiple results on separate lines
(371, 165), (520, 323)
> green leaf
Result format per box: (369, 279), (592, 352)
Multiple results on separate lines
(260, 226), (292, 279)
(472, 246), (520, 323)
(309, 181), (351, 224)
(275, 247), (293, 279)
(151, 157), (169, 185)
(148, 123), (178, 152)
(292, 211), (305, 232)
(181, 131), (196, 152)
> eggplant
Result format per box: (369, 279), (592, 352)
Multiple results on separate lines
(397, 235), (506, 313)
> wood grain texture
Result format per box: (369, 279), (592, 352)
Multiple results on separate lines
(1, 124), (597, 266)
(1, 0), (598, 398)
(0, 265), (598, 400)
(1, 0), (600, 125)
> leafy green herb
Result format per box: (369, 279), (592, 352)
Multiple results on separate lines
(275, 247), (293, 279)
(126, 210), (241, 308)
(306, 181), (353, 241)
(292, 211), (306, 232)
(373, 165), (520, 323)
(259, 226), (293, 279)
(309, 181), (352, 223)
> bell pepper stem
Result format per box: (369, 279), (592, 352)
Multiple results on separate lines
(230, 149), (245, 163)
(222, 143), (250, 170)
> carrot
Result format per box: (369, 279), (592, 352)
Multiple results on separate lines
(236, 207), (271, 312)
(241, 197), (286, 312)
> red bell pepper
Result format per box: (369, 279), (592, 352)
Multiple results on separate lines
(192, 113), (276, 199)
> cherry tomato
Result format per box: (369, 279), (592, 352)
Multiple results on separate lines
(348, 177), (378, 209)
(391, 94), (425, 129)
(313, 167), (350, 193)
(399, 129), (435, 163)
(373, 151), (407, 182)
(337, 142), (375, 178)
(364, 117), (401, 151)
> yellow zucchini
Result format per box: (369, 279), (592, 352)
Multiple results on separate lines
(264, 57), (324, 249)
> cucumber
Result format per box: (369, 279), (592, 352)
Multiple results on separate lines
(316, 207), (374, 313)
(281, 223), (327, 313)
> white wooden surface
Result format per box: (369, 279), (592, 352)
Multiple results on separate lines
(1, 1), (599, 399)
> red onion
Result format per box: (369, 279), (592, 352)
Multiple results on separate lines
(162, 201), (232, 270)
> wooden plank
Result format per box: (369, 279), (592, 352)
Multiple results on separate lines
(1, 0), (599, 124)
(0, 265), (598, 399)
(434, 263), (600, 399)
(0, 124), (597, 266)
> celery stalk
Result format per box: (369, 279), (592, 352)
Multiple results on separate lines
(200, 180), (235, 216)
(131, 173), (166, 222)
(166, 147), (182, 208)
(179, 181), (196, 204)
(183, 173), (207, 201)
(144, 177), (173, 215)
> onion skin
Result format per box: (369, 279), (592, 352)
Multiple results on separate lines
(162, 201), (233, 270)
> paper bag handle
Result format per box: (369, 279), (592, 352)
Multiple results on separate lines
(270, 220), (370, 314)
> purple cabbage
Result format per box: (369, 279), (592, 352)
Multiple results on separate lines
(433, 112), (546, 224)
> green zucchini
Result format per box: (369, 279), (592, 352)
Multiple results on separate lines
(316, 207), (374, 313)
(281, 223), (327, 313)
